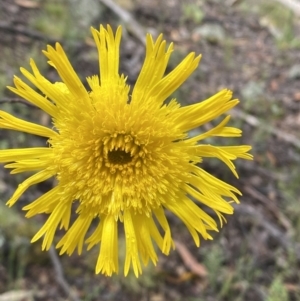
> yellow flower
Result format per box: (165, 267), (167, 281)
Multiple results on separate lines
(0, 25), (252, 277)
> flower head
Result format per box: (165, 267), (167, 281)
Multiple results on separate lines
(0, 25), (252, 276)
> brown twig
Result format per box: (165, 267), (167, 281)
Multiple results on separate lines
(274, 0), (300, 16)
(244, 185), (293, 233)
(234, 204), (300, 260)
(49, 246), (81, 301)
(0, 21), (60, 44)
(98, 0), (147, 45)
(0, 98), (38, 108)
(240, 161), (288, 182)
(174, 240), (208, 278)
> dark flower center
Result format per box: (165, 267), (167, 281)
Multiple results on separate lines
(108, 149), (132, 165)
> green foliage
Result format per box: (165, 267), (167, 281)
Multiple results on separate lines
(203, 244), (224, 290)
(238, 0), (300, 49)
(267, 276), (289, 301)
(182, 3), (204, 24)
(30, 2), (70, 39)
(260, 1), (299, 49)
(0, 202), (38, 290)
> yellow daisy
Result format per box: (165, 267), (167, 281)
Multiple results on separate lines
(0, 25), (252, 277)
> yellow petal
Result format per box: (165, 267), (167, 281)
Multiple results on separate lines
(0, 110), (56, 137)
(132, 213), (159, 266)
(153, 207), (174, 254)
(218, 145), (253, 160)
(187, 115), (241, 143)
(5, 159), (51, 174)
(23, 186), (61, 218)
(7, 77), (58, 117)
(131, 34), (173, 104)
(6, 169), (54, 207)
(123, 209), (142, 277)
(0, 147), (52, 163)
(148, 53), (201, 105)
(175, 89), (238, 132)
(165, 196), (217, 246)
(86, 216), (104, 251)
(184, 183), (234, 214)
(31, 202), (72, 250)
(194, 144), (252, 177)
(57, 213), (94, 255)
(20, 59), (72, 110)
(91, 25), (122, 85)
(94, 215), (119, 276)
(191, 165), (241, 196)
(42, 43), (89, 100)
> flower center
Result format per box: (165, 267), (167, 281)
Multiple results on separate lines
(102, 134), (142, 173)
(108, 149), (132, 165)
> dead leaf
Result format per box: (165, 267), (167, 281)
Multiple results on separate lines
(266, 151), (277, 166)
(293, 91), (300, 101)
(165, 272), (194, 284)
(14, 0), (40, 8)
(285, 283), (299, 292)
(270, 79), (279, 91)
(0, 290), (33, 301)
(174, 240), (208, 278)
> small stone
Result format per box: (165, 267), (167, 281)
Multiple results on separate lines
(192, 23), (226, 44)
(293, 91), (300, 101)
(241, 81), (264, 101)
(288, 64), (300, 79)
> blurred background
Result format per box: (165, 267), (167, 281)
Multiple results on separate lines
(0, 0), (300, 300)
